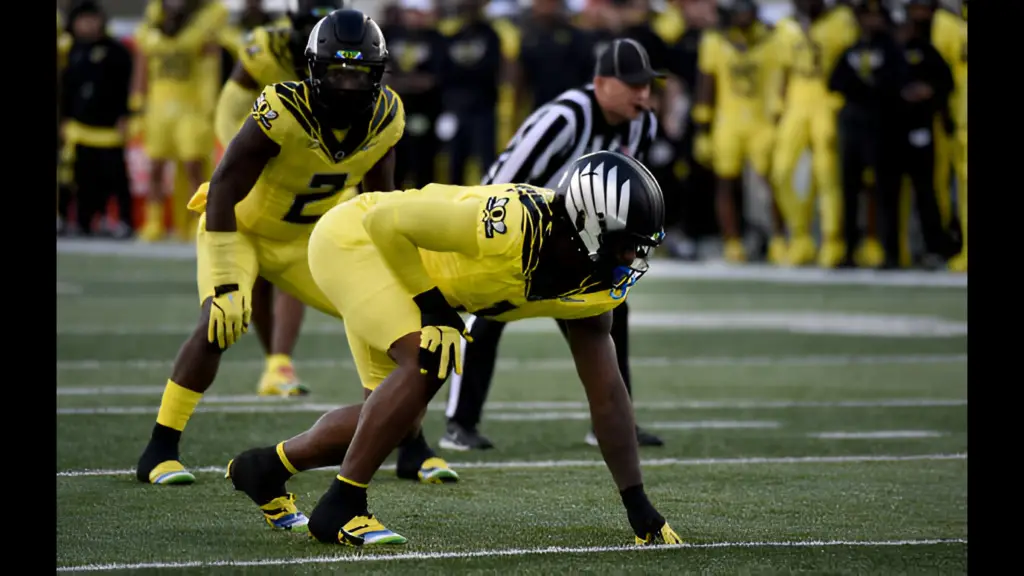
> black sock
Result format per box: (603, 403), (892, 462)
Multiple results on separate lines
(148, 423), (182, 457)
(397, 429), (432, 469)
(309, 476), (369, 542)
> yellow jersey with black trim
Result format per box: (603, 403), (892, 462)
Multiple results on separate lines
(230, 81), (404, 242)
(238, 25), (299, 88)
(350, 183), (630, 322)
(698, 24), (778, 122)
(774, 7), (857, 107)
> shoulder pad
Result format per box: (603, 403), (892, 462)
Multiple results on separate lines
(250, 83), (303, 146)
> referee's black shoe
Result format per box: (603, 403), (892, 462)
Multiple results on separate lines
(439, 422), (495, 451)
(585, 426), (664, 447)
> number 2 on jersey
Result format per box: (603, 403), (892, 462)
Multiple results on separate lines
(282, 174), (350, 224)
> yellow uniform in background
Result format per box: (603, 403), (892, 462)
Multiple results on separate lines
(188, 82), (405, 310)
(771, 6), (856, 267)
(214, 21), (296, 147)
(137, 1), (227, 162)
(929, 9), (967, 271)
(698, 26), (777, 181)
(307, 183), (627, 391)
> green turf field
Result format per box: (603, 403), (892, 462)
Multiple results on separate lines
(56, 244), (968, 574)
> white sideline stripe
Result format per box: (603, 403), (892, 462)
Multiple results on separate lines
(57, 239), (967, 288)
(647, 420), (780, 430)
(55, 452), (967, 478)
(55, 538), (968, 572)
(56, 312), (968, 338)
(55, 353), (968, 371)
(811, 431), (946, 439)
(55, 398), (967, 415)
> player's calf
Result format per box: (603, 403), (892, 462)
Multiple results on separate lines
(136, 300), (229, 485)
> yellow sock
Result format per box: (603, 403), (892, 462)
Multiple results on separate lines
(145, 201), (164, 227)
(267, 354), (293, 372)
(276, 441), (299, 474)
(156, 380), (203, 432)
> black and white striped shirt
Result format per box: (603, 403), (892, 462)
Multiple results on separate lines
(481, 84), (658, 189)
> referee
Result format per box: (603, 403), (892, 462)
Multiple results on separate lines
(440, 38), (666, 452)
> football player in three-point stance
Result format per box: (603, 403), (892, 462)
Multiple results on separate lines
(136, 10), (459, 509)
(225, 151), (683, 547)
(214, 0), (347, 398)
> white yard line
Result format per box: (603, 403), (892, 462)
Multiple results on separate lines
(56, 452), (967, 478)
(56, 312), (968, 337)
(647, 420), (781, 430)
(57, 239), (967, 288)
(54, 538), (967, 572)
(810, 431), (946, 439)
(55, 353), (967, 371)
(55, 398), (966, 416)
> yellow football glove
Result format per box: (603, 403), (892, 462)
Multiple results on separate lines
(204, 230), (251, 350)
(208, 285), (250, 349)
(413, 287), (472, 380)
(635, 521), (682, 546)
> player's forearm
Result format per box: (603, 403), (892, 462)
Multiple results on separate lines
(362, 196), (480, 295)
(590, 376), (643, 489)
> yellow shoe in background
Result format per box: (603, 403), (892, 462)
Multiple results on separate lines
(723, 238), (746, 263)
(767, 236), (788, 265)
(817, 238), (846, 268)
(855, 237), (886, 268)
(257, 355), (310, 397)
(786, 235), (817, 267)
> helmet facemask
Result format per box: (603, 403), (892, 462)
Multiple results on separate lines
(597, 230), (665, 299)
(308, 58), (385, 121)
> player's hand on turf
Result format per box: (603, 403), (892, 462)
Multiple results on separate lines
(413, 287), (472, 379)
(208, 284), (251, 349)
(633, 518), (682, 546)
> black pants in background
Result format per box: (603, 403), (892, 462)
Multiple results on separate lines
(448, 108), (496, 185)
(70, 144), (132, 234)
(901, 129), (959, 259)
(676, 120), (718, 240)
(838, 109), (902, 265)
(445, 301), (633, 431)
(395, 110), (440, 189)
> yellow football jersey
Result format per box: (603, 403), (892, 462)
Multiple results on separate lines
(774, 6), (857, 107)
(221, 82), (404, 242)
(698, 25), (777, 122)
(931, 10), (967, 127)
(238, 25), (300, 87)
(343, 183), (630, 322)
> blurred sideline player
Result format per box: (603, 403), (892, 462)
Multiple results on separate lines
(214, 0), (347, 397)
(692, 0), (785, 264)
(134, 0), (227, 242)
(771, 0), (857, 267)
(905, 0), (966, 271)
(136, 10), (458, 500)
(226, 151), (682, 547)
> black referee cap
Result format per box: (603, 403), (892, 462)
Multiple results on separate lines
(594, 38), (664, 86)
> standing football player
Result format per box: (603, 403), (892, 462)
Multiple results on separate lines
(214, 1), (347, 398)
(135, 10), (459, 504)
(226, 150), (683, 547)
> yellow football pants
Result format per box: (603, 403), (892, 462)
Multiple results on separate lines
(771, 104), (842, 240)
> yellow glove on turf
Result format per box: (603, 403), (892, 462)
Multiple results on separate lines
(635, 521), (682, 546)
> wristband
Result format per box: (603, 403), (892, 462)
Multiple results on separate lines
(413, 287), (449, 314)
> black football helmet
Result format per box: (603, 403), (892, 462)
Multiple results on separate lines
(304, 9), (388, 120)
(719, 0), (759, 30)
(286, 1), (347, 76)
(554, 151), (665, 297)
(793, 0), (827, 20)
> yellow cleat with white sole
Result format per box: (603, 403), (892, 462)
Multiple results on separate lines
(416, 456), (459, 484)
(335, 514), (407, 546)
(767, 236), (788, 265)
(145, 460), (195, 485)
